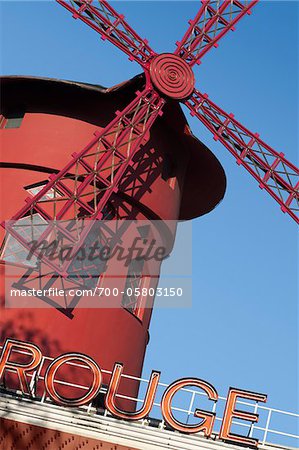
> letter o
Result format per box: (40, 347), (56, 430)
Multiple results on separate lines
(45, 353), (102, 406)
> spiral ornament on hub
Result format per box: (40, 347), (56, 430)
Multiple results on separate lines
(150, 53), (195, 101)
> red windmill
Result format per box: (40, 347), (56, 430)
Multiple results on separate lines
(1, 0), (298, 399)
(2, 0), (298, 271)
(0, 3), (298, 447)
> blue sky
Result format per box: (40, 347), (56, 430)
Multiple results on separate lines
(1, 0), (298, 433)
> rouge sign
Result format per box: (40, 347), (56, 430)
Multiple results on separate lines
(0, 339), (267, 448)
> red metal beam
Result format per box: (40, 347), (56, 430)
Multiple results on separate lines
(175, 0), (258, 66)
(185, 89), (299, 223)
(2, 86), (165, 275)
(56, 0), (156, 66)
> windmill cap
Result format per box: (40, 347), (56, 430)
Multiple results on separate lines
(0, 75), (226, 220)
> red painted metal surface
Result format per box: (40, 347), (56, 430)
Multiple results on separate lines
(150, 54), (194, 100)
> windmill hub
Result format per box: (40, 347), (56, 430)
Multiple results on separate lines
(149, 53), (195, 101)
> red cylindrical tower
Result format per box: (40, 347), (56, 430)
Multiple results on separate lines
(0, 75), (226, 405)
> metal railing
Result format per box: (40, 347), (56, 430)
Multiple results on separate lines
(1, 346), (298, 448)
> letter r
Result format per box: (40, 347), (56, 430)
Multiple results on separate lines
(0, 338), (42, 395)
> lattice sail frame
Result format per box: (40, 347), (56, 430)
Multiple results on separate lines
(185, 90), (299, 222)
(2, 0), (298, 280)
(174, 0), (258, 66)
(4, 85), (164, 275)
(57, 0), (156, 66)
